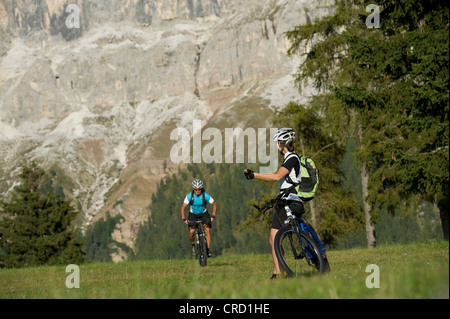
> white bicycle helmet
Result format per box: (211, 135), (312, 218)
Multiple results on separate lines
(192, 179), (204, 189)
(273, 128), (295, 143)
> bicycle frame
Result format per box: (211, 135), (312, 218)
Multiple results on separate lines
(296, 217), (326, 255)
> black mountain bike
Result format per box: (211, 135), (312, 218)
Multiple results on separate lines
(193, 220), (208, 267)
(254, 189), (330, 277)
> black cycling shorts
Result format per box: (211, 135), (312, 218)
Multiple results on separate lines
(187, 212), (212, 228)
(271, 202), (304, 230)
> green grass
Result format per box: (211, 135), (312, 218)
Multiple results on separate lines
(0, 241), (448, 299)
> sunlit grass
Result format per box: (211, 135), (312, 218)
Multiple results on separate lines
(0, 241), (448, 299)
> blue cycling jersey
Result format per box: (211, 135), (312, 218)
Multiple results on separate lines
(184, 191), (214, 214)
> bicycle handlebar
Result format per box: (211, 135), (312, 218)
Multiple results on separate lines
(253, 184), (298, 213)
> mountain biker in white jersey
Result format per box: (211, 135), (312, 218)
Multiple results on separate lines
(244, 128), (304, 279)
(180, 179), (218, 257)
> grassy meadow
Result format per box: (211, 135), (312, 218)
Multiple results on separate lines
(0, 241), (448, 299)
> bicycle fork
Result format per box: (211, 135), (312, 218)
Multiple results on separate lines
(194, 232), (199, 257)
(283, 206), (317, 264)
(284, 207), (306, 260)
(197, 231), (205, 256)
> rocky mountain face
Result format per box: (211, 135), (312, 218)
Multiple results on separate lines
(0, 0), (333, 260)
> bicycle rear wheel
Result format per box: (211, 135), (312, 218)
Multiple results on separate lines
(274, 226), (325, 277)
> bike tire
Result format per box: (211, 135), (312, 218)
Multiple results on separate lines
(198, 235), (208, 267)
(274, 226), (325, 277)
(303, 223), (331, 273)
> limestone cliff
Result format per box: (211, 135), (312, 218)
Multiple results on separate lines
(0, 0), (333, 260)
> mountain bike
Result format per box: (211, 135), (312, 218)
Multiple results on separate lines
(193, 220), (208, 267)
(253, 189), (330, 277)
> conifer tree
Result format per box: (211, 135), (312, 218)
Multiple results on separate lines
(286, 0), (449, 243)
(0, 162), (84, 268)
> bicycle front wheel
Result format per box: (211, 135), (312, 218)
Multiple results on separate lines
(274, 226), (325, 277)
(198, 234), (208, 267)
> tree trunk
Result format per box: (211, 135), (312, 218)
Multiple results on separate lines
(437, 194), (449, 241)
(361, 161), (376, 247)
(359, 123), (376, 248)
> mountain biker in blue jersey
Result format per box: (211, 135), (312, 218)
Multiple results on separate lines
(244, 128), (304, 279)
(180, 179), (217, 257)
